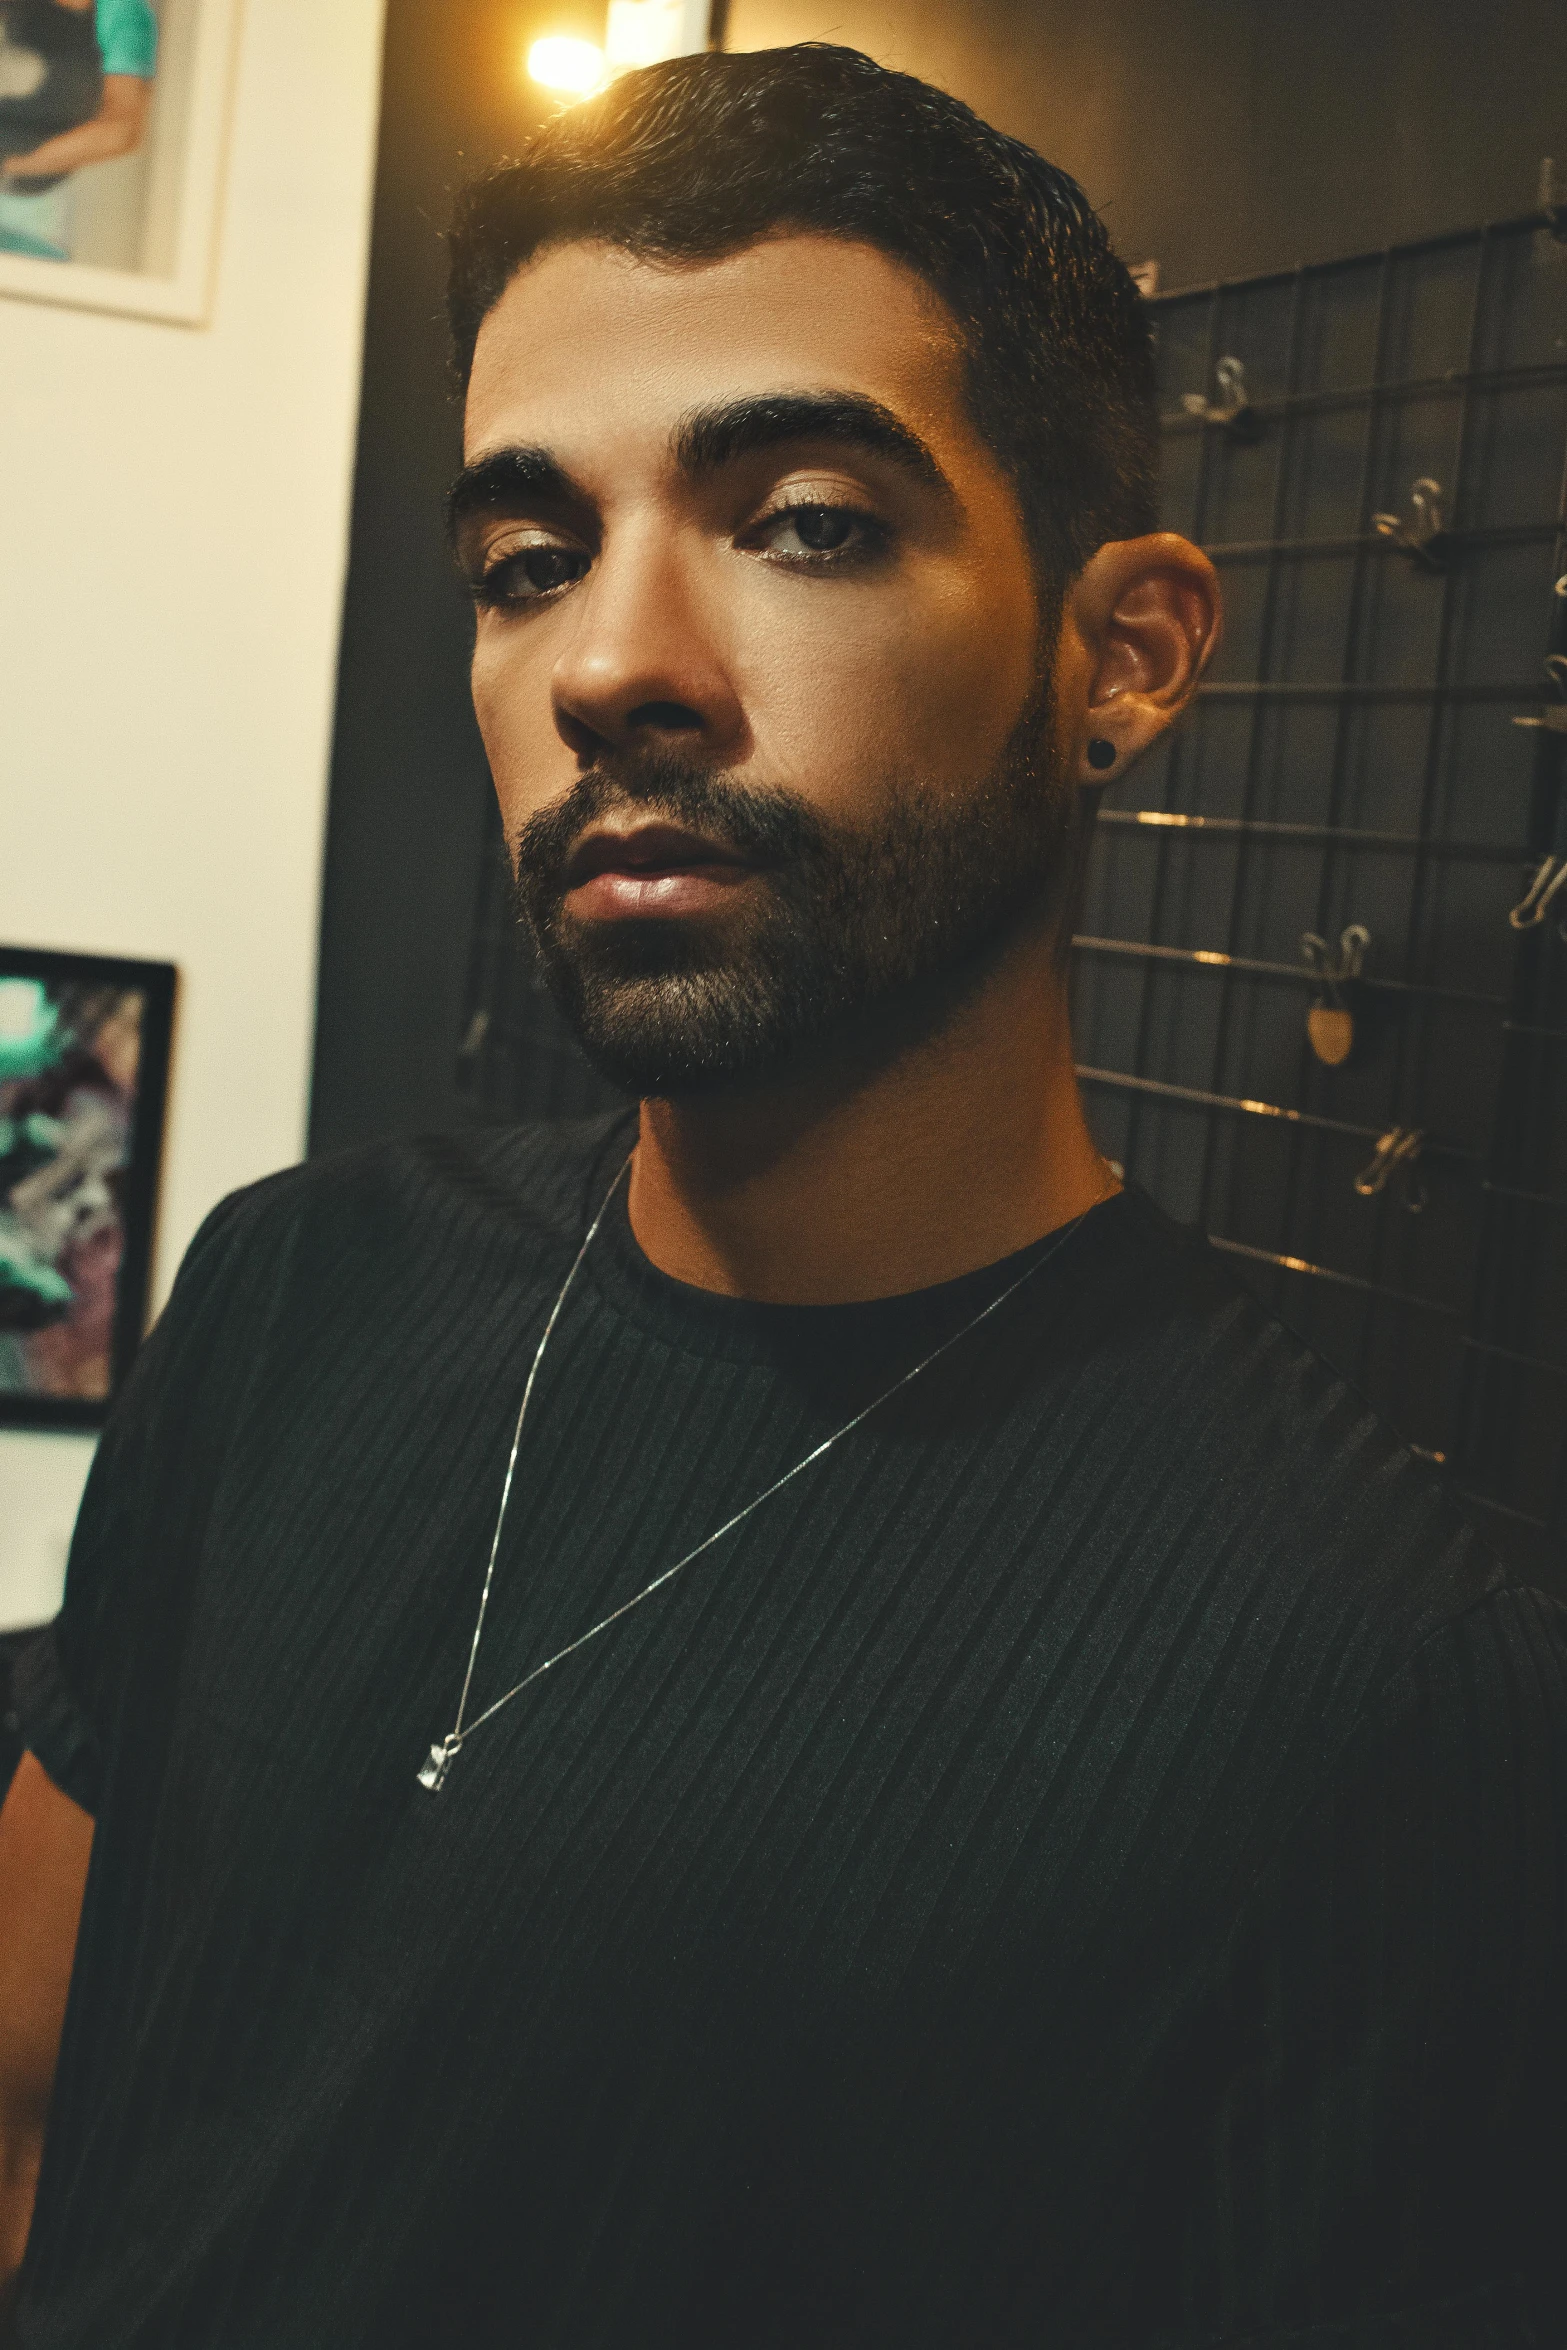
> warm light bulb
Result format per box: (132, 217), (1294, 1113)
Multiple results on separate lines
(527, 35), (608, 96)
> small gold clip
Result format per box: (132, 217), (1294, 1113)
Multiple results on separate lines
(1354, 1126), (1425, 1210)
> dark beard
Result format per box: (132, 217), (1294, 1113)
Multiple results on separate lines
(507, 680), (1072, 1098)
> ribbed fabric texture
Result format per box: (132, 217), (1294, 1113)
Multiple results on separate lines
(10, 1112), (1565, 2349)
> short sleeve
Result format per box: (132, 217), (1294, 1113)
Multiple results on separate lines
(1129, 1581), (1567, 2345)
(95, 0), (159, 79)
(6, 1188), (261, 1816)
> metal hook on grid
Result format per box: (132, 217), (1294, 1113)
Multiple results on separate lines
(1508, 854), (1567, 938)
(1512, 654), (1567, 736)
(1354, 1125), (1426, 1212)
(1373, 477), (1450, 568)
(1300, 923), (1370, 1065)
(1180, 356), (1265, 442)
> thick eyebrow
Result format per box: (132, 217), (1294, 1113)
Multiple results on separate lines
(445, 446), (577, 547)
(673, 391), (953, 497)
(445, 389), (953, 548)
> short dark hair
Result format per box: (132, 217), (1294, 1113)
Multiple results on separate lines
(447, 44), (1158, 588)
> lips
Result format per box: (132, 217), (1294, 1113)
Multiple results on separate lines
(561, 819), (762, 922)
(564, 821), (752, 886)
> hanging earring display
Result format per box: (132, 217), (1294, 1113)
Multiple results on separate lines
(1179, 355), (1265, 443)
(1300, 924), (1370, 1065)
(1511, 653), (1567, 736)
(1372, 476), (1450, 570)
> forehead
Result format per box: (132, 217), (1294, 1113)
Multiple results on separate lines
(463, 233), (970, 463)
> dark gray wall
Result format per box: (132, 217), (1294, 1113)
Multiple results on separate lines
(310, 4), (554, 1153)
(729, 0), (1563, 293)
(309, 0), (1563, 1154)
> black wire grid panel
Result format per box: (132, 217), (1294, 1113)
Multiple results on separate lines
(1077, 212), (1567, 1587)
(457, 212), (1567, 1588)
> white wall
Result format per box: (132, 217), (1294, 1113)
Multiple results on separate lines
(0, 0), (388, 1629)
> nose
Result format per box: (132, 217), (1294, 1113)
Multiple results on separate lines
(550, 521), (747, 765)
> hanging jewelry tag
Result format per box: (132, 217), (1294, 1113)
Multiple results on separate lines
(1301, 924), (1370, 1068)
(1307, 1002), (1355, 1065)
(417, 1736), (460, 1793)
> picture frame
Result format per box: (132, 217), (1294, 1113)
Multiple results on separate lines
(0, 944), (176, 1431)
(0, 0), (243, 327)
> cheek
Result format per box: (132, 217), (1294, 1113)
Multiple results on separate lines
(468, 628), (564, 820)
(736, 567), (1038, 812)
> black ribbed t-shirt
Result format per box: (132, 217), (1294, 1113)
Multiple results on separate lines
(9, 1112), (1566, 2348)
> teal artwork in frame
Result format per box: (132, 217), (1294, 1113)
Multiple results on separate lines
(0, 0), (242, 325)
(0, 943), (174, 1429)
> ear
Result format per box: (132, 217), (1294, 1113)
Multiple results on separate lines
(1056, 534), (1222, 786)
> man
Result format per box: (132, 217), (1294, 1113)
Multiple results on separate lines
(1, 43), (1563, 2349)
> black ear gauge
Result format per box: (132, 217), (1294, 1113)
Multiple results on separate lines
(1086, 738), (1117, 770)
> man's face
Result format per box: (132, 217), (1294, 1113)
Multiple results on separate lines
(457, 233), (1067, 1094)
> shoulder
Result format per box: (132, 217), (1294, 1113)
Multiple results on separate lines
(166, 1112), (636, 1294)
(124, 1113), (636, 1423)
(1062, 1185), (1512, 1737)
(1021, 1190), (1567, 1925)
(16, 1114), (636, 1803)
(1303, 1575), (1567, 1838)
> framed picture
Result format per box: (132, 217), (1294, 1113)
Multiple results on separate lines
(0, 945), (175, 1430)
(0, 0), (242, 325)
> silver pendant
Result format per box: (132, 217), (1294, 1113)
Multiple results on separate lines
(418, 1736), (460, 1793)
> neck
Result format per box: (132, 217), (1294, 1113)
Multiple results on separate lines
(625, 934), (1116, 1303)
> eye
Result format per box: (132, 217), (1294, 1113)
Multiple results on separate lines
(474, 537), (591, 606)
(755, 503), (886, 563)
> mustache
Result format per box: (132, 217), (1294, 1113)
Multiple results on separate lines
(509, 749), (830, 898)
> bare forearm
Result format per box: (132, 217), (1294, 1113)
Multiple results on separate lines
(0, 1754), (93, 2332)
(0, 2117), (42, 2321)
(2, 80), (152, 183)
(3, 119), (133, 179)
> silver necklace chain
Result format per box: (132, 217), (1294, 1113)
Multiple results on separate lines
(418, 1153), (1090, 1792)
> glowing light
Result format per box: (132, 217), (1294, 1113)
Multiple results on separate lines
(527, 35), (608, 96)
